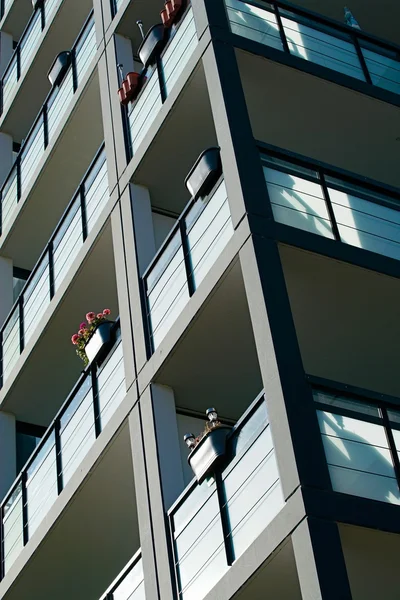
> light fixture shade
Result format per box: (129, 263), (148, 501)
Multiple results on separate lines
(206, 407), (218, 422)
(184, 147), (222, 200)
(184, 433), (195, 448)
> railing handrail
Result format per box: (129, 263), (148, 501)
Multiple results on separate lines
(142, 175), (225, 284)
(0, 317), (121, 509)
(99, 548), (142, 599)
(232, 0), (400, 55)
(0, 142), (105, 341)
(0, 9), (95, 210)
(167, 390), (266, 516)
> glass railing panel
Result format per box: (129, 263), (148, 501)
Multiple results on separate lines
(47, 69), (74, 140)
(84, 155), (109, 234)
(326, 180), (400, 261)
(44, 0), (61, 20)
(361, 44), (400, 94)
(263, 163), (335, 238)
(20, 115), (45, 193)
(19, 9), (42, 74)
(60, 376), (95, 486)
(97, 336), (125, 429)
(113, 557), (145, 600)
(26, 432), (58, 536)
(186, 181), (234, 290)
(128, 68), (162, 155)
(112, 0), (124, 17)
(147, 232), (190, 349)
(3, 0), (13, 16)
(75, 17), (97, 87)
(225, 0), (283, 50)
(2, 57), (18, 112)
(2, 483), (23, 573)
(53, 196), (83, 292)
(2, 305), (20, 383)
(22, 255), (50, 346)
(280, 13), (365, 80)
(161, 8), (197, 97)
(1, 165), (18, 233)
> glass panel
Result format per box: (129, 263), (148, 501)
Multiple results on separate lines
(147, 233), (189, 349)
(312, 389), (381, 418)
(1, 166), (18, 232)
(20, 116), (45, 194)
(113, 0), (123, 14)
(318, 410), (400, 504)
(47, 69), (74, 141)
(3, 483), (23, 573)
(264, 165), (334, 238)
(26, 432), (58, 536)
(84, 158), (109, 233)
(53, 196), (83, 292)
(2, 306), (20, 384)
(281, 15), (365, 80)
(60, 376), (95, 486)
(328, 186), (400, 261)
(20, 10), (42, 74)
(114, 559), (144, 600)
(161, 8), (197, 97)
(23, 256), (50, 345)
(97, 338), (125, 429)
(44, 0), (61, 20)
(225, 0), (283, 51)
(2, 58), (18, 111)
(129, 69), (162, 154)
(75, 18), (97, 87)
(187, 181), (234, 290)
(229, 401), (268, 460)
(361, 45), (400, 94)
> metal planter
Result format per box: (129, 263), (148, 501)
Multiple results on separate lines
(138, 24), (165, 68)
(188, 426), (231, 484)
(48, 51), (71, 87)
(185, 147), (222, 199)
(85, 321), (114, 365)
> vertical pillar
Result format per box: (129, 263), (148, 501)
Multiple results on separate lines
(93, 0), (105, 48)
(0, 257), (13, 328)
(0, 32), (13, 78)
(130, 184), (156, 277)
(292, 518), (352, 600)
(0, 133), (13, 188)
(0, 411), (16, 501)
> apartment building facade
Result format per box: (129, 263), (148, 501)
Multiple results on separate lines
(0, 0), (399, 598)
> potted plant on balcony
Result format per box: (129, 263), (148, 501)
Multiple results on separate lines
(185, 147), (222, 200)
(71, 309), (114, 367)
(161, 0), (184, 28)
(184, 408), (232, 484)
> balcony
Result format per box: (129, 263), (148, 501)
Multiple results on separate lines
(0, 321), (126, 578)
(0, 144), (109, 390)
(99, 550), (145, 600)
(143, 176), (234, 351)
(168, 393), (284, 600)
(0, 11), (99, 241)
(225, 0), (400, 97)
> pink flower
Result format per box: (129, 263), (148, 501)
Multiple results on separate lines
(71, 334), (79, 345)
(79, 322), (87, 329)
(86, 312), (95, 322)
(78, 329), (85, 336)
(103, 308), (111, 316)
(97, 313), (104, 319)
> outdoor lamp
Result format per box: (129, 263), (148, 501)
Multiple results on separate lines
(206, 408), (218, 423)
(184, 433), (196, 449)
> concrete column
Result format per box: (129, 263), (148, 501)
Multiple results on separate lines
(0, 132), (13, 188)
(292, 518), (352, 600)
(0, 32), (13, 78)
(130, 184), (156, 276)
(0, 256), (13, 328)
(93, 0), (105, 48)
(0, 411), (16, 501)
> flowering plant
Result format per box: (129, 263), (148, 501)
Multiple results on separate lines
(71, 309), (111, 366)
(184, 408), (223, 452)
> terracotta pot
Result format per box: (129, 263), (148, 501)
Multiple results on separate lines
(118, 86), (129, 105)
(160, 8), (171, 27)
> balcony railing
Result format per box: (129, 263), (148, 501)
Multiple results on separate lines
(143, 177), (233, 351)
(0, 0), (13, 22)
(168, 392), (284, 600)
(0, 11), (97, 236)
(261, 146), (400, 262)
(99, 550), (145, 600)
(111, 0), (123, 18)
(128, 6), (198, 156)
(0, 320), (125, 579)
(313, 382), (400, 506)
(0, 144), (109, 389)
(225, 0), (400, 96)
(1, 0), (63, 115)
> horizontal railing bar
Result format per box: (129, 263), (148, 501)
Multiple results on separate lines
(100, 549), (143, 598)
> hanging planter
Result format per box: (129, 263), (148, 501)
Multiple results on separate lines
(47, 51), (71, 87)
(71, 309), (114, 367)
(184, 408), (232, 484)
(185, 147), (222, 200)
(118, 72), (146, 105)
(138, 24), (165, 67)
(161, 0), (183, 28)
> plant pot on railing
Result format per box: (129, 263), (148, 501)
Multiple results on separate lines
(84, 320), (114, 365)
(161, 0), (184, 28)
(138, 24), (165, 67)
(48, 51), (71, 87)
(185, 147), (222, 200)
(71, 309), (114, 367)
(118, 71), (143, 105)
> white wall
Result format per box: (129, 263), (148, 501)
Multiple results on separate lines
(152, 212), (176, 251)
(176, 413), (207, 486)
